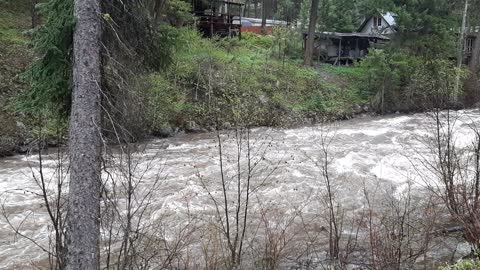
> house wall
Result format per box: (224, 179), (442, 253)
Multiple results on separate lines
(314, 39), (337, 57)
(360, 17), (395, 35)
(241, 26), (273, 35)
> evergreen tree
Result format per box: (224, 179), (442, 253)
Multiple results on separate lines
(19, 0), (74, 119)
(392, 0), (458, 59)
(320, 0), (359, 32)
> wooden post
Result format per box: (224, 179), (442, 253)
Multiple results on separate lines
(30, 0), (39, 28)
(227, 2), (231, 37)
(239, 11), (242, 39)
(337, 38), (342, 66)
(355, 38), (359, 58)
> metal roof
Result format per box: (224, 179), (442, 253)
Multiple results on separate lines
(303, 32), (390, 40)
(221, 0), (244, 5)
(382, 12), (397, 27)
(357, 12), (397, 33)
(233, 17), (288, 26)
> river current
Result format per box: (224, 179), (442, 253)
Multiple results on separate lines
(1, 110), (479, 269)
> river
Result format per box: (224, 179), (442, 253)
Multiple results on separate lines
(1, 110), (479, 269)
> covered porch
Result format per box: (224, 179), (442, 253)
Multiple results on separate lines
(302, 32), (390, 65)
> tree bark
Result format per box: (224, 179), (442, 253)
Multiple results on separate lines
(66, 0), (102, 269)
(261, 0), (268, 34)
(303, 0), (319, 66)
(30, 0), (39, 28)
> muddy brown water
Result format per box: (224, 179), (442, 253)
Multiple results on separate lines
(1, 110), (479, 269)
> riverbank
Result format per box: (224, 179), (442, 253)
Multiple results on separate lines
(0, 109), (381, 157)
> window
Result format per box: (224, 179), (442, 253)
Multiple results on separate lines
(373, 16), (382, 27)
(466, 37), (474, 53)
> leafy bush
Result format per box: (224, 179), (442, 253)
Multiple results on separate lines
(439, 259), (480, 270)
(238, 32), (274, 50)
(357, 47), (468, 113)
(164, 0), (194, 27)
(405, 59), (467, 110)
(146, 74), (186, 132)
(356, 49), (415, 112)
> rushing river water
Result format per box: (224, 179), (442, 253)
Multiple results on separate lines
(1, 110), (480, 269)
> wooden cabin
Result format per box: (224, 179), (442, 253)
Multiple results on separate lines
(192, 0), (244, 37)
(303, 32), (390, 65)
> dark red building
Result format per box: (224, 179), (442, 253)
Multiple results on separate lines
(192, 0), (244, 37)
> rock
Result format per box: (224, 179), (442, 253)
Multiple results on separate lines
(14, 144), (30, 154)
(259, 95), (269, 104)
(222, 122), (232, 130)
(174, 127), (185, 135)
(353, 104), (363, 114)
(363, 105), (370, 112)
(205, 125), (216, 132)
(47, 138), (61, 147)
(16, 121), (26, 131)
(0, 136), (16, 157)
(185, 121), (202, 133)
(156, 127), (175, 138)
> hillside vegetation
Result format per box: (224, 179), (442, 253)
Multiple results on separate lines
(0, 0), (473, 156)
(0, 2), (374, 155)
(145, 28), (369, 135)
(0, 0), (31, 155)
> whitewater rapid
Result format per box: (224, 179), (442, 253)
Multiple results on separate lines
(1, 110), (479, 269)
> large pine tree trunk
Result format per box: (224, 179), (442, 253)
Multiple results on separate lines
(66, 0), (102, 269)
(303, 0), (319, 66)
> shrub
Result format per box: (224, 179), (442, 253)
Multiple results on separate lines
(439, 259), (480, 270)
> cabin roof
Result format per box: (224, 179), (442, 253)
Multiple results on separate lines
(233, 17), (288, 26)
(303, 32), (390, 41)
(221, 0), (244, 6)
(358, 11), (397, 32)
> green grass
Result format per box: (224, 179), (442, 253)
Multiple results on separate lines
(146, 28), (371, 130)
(0, 28), (29, 44)
(321, 64), (367, 78)
(0, 5), (30, 45)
